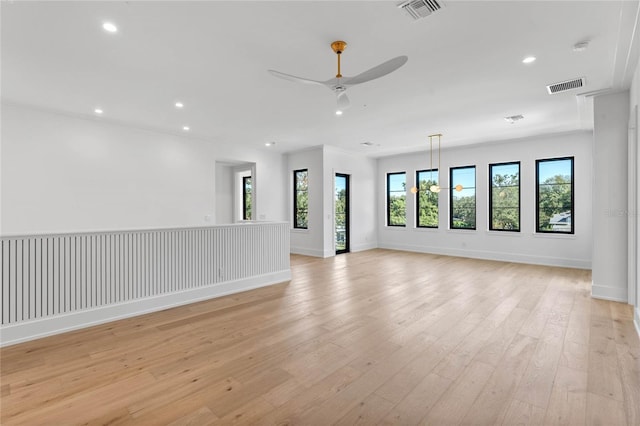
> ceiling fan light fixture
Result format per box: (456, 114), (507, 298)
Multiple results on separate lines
(421, 133), (463, 193)
(268, 41), (408, 114)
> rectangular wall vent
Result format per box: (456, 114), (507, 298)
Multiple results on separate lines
(546, 77), (585, 94)
(398, 0), (443, 21)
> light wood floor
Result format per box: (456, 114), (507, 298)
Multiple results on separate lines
(1, 249), (639, 425)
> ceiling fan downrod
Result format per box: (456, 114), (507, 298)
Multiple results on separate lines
(331, 40), (347, 79)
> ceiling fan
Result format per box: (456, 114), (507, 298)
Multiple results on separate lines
(268, 41), (408, 114)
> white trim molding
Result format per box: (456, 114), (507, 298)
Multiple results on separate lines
(378, 242), (591, 269)
(591, 282), (629, 303)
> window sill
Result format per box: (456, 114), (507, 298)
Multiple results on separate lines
(485, 230), (523, 237)
(385, 226), (407, 231)
(447, 228), (476, 234)
(414, 227), (440, 232)
(532, 232), (576, 240)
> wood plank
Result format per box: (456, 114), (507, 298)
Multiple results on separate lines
(513, 322), (566, 409)
(166, 406), (217, 426)
(587, 333), (624, 402)
(500, 399), (546, 426)
(542, 365), (587, 426)
(380, 373), (452, 425)
(585, 392), (627, 426)
(616, 344), (640, 426)
(210, 397), (275, 425)
(460, 334), (538, 425)
(422, 361), (495, 425)
(333, 393), (396, 426)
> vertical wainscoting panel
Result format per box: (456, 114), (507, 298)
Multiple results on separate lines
(1, 222), (291, 346)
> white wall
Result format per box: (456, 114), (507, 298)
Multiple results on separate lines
(377, 131), (593, 269)
(323, 146), (377, 256)
(287, 146), (324, 257)
(1, 103), (287, 235)
(592, 92), (630, 302)
(629, 57), (640, 333)
(215, 163), (234, 224)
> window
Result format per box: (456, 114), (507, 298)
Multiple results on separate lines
(387, 172), (406, 226)
(489, 162), (520, 231)
(450, 166), (476, 230)
(242, 176), (252, 220)
(293, 169), (308, 229)
(536, 157), (574, 234)
(416, 169), (439, 228)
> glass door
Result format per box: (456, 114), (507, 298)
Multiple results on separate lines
(335, 173), (350, 254)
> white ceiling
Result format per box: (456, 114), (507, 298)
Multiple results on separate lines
(2, 1), (639, 157)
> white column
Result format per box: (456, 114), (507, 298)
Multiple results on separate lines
(592, 91), (630, 301)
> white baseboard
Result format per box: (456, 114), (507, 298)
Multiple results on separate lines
(0, 270), (291, 347)
(290, 247), (325, 257)
(591, 282), (629, 302)
(378, 242), (591, 269)
(350, 242), (378, 253)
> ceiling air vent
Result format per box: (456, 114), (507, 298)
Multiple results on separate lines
(398, 0), (444, 21)
(546, 77), (585, 95)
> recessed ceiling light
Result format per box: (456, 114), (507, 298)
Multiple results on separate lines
(94, 108), (103, 114)
(522, 56), (536, 64)
(504, 114), (524, 124)
(102, 22), (118, 33)
(265, 142), (276, 147)
(335, 110), (343, 116)
(573, 41), (589, 52)
(175, 102), (184, 108)
(182, 126), (190, 131)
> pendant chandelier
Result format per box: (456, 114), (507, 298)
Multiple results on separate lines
(410, 133), (463, 194)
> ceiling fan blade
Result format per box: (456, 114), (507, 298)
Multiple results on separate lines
(268, 70), (326, 86)
(337, 91), (350, 110)
(341, 55), (408, 86)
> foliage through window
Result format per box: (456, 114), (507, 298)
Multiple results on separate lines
(293, 169), (308, 229)
(489, 162), (520, 231)
(387, 172), (406, 226)
(416, 169), (439, 228)
(242, 176), (252, 221)
(450, 166), (476, 229)
(536, 157), (574, 234)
